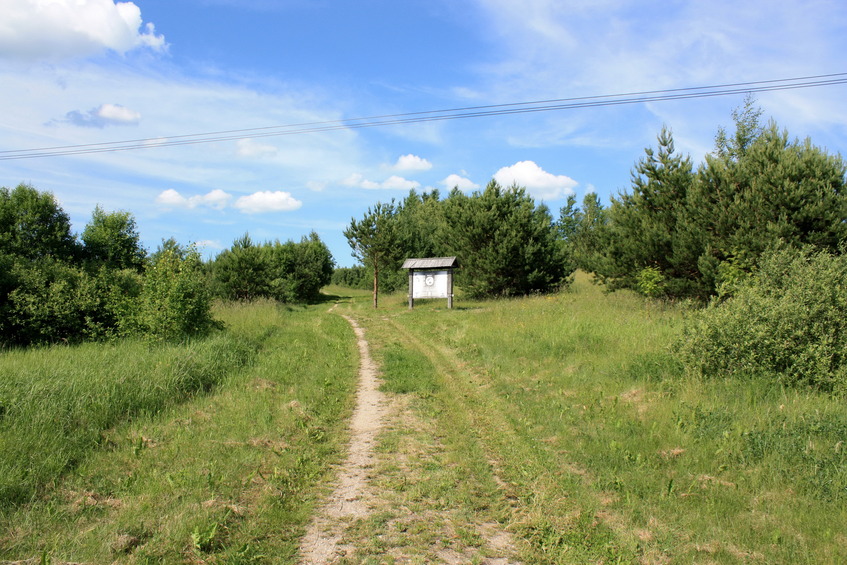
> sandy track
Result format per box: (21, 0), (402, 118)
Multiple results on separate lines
(299, 310), (521, 564)
(298, 314), (387, 564)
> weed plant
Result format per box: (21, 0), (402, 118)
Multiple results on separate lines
(679, 246), (847, 392)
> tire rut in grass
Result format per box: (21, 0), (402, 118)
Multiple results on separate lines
(299, 313), (522, 564)
(299, 314), (387, 564)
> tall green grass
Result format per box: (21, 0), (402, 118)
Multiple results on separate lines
(0, 331), (264, 506)
(347, 272), (847, 563)
(1, 298), (359, 563)
(0, 301), (301, 509)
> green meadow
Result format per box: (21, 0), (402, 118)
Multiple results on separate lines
(0, 299), (358, 563)
(343, 273), (847, 564)
(1, 276), (845, 563)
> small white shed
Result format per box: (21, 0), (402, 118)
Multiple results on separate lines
(401, 257), (458, 309)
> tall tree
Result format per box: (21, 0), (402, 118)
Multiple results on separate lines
(395, 189), (448, 259)
(599, 127), (702, 297)
(588, 98), (847, 299)
(289, 231), (335, 301)
(558, 192), (610, 276)
(692, 121), (847, 291)
(0, 183), (78, 261)
(713, 93), (764, 162)
(82, 205), (146, 271)
(344, 201), (399, 308)
(443, 181), (571, 298)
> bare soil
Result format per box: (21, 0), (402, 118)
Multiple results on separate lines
(299, 315), (388, 563)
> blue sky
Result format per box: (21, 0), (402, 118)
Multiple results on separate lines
(2, 0), (846, 266)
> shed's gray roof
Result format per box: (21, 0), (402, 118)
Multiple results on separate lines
(401, 256), (458, 270)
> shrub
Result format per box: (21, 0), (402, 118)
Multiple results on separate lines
(265, 232), (334, 302)
(134, 246), (219, 341)
(211, 232), (335, 303)
(635, 266), (666, 298)
(331, 266), (369, 289)
(0, 258), (139, 345)
(678, 246), (847, 392)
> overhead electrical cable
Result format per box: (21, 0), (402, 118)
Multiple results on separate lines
(1, 72), (846, 161)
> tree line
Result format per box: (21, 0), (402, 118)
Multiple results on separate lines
(343, 96), (846, 306)
(341, 98), (847, 392)
(0, 184), (333, 347)
(342, 181), (573, 307)
(563, 96), (847, 300)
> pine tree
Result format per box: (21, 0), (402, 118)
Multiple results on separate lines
(599, 127), (702, 297)
(344, 201), (400, 308)
(443, 181), (571, 297)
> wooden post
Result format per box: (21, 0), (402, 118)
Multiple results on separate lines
(408, 269), (414, 309)
(447, 269), (453, 309)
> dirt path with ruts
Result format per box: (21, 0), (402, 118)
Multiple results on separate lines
(299, 314), (388, 563)
(298, 311), (522, 564)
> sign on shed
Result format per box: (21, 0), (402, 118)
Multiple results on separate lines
(401, 257), (458, 309)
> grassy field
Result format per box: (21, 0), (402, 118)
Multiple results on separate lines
(0, 299), (359, 563)
(1, 276), (845, 563)
(337, 273), (847, 563)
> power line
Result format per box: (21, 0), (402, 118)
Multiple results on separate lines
(2, 72), (846, 161)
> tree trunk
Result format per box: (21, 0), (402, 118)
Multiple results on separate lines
(372, 262), (379, 308)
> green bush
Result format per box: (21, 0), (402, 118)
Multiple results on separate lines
(0, 250), (211, 346)
(678, 246), (847, 391)
(265, 231), (334, 302)
(0, 185), (221, 346)
(0, 258), (138, 345)
(635, 266), (666, 298)
(211, 232), (334, 303)
(134, 246), (219, 341)
(331, 266), (369, 289)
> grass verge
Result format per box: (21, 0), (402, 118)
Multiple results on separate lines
(0, 299), (358, 563)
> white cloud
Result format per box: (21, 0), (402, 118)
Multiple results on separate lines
(493, 161), (577, 200)
(0, 0), (166, 62)
(233, 191), (302, 214)
(342, 173), (365, 186)
(236, 138), (279, 158)
(306, 180), (326, 192)
(98, 103), (142, 124)
(392, 154), (432, 171)
(60, 103), (141, 128)
(441, 174), (480, 191)
(158, 189), (301, 214)
(343, 173), (420, 190)
(195, 239), (224, 251)
(154, 189), (186, 208)
(200, 189), (234, 210)
(155, 189), (232, 210)
(381, 175), (421, 190)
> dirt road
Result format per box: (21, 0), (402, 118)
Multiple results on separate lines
(299, 312), (522, 564)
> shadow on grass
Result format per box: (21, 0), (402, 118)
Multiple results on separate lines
(314, 291), (351, 304)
